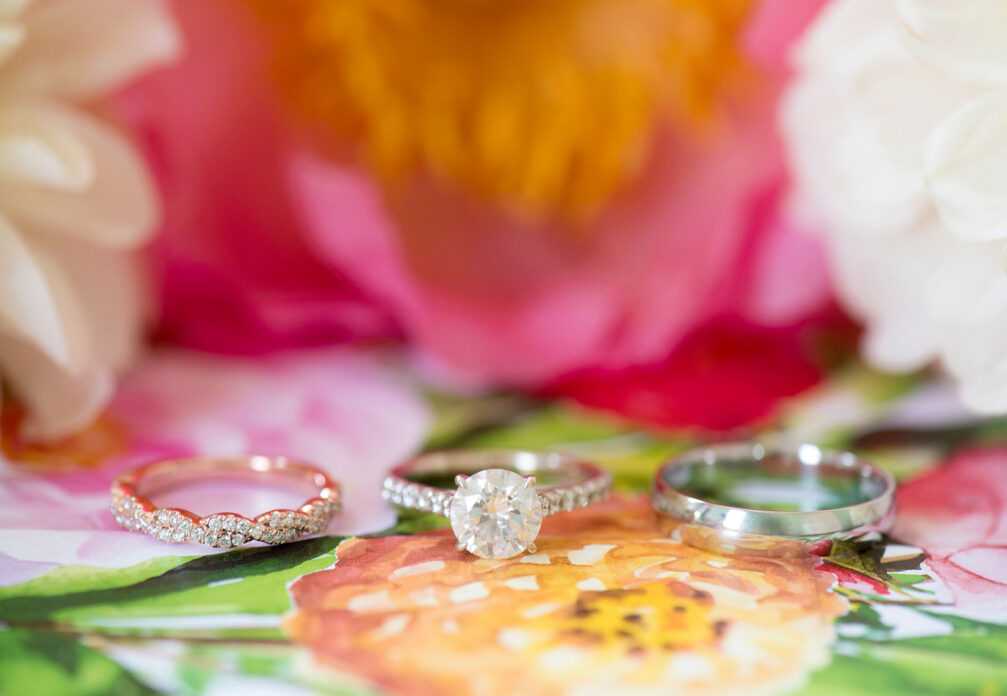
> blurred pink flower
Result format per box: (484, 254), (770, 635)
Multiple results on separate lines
(115, 0), (399, 354)
(0, 348), (429, 586)
(546, 314), (835, 432)
(118, 0), (830, 390)
(894, 448), (1007, 621)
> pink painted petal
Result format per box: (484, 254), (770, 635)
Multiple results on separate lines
(948, 546), (1007, 585)
(895, 448), (1007, 555)
(111, 349), (430, 536)
(0, 348), (430, 585)
(0, 551), (58, 586)
(926, 556), (1007, 620)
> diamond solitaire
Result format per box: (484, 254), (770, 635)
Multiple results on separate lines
(450, 469), (543, 559)
(383, 449), (614, 560)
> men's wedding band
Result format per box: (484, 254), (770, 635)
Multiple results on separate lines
(652, 442), (895, 557)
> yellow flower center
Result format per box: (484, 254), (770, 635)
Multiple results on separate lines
(557, 583), (716, 653)
(248, 0), (753, 221)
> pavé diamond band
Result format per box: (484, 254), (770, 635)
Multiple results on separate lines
(652, 442), (896, 558)
(110, 456), (342, 548)
(383, 449), (613, 559)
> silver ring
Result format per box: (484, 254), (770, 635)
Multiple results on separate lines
(383, 449), (613, 559)
(652, 442), (895, 557)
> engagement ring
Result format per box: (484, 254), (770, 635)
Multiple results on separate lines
(383, 449), (613, 559)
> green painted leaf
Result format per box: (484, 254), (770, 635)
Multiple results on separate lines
(0, 536), (343, 637)
(0, 630), (157, 696)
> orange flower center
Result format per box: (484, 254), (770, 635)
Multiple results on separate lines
(556, 583), (716, 653)
(248, 0), (753, 221)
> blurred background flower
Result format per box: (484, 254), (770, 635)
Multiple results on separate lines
(9, 0), (1007, 440)
(109, 0), (836, 435)
(0, 0), (177, 440)
(783, 0), (1007, 412)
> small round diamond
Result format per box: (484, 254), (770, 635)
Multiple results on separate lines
(449, 469), (543, 560)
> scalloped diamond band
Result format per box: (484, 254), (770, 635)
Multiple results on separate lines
(110, 456), (342, 548)
(383, 449), (613, 559)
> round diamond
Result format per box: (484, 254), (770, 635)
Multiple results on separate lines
(449, 469), (542, 559)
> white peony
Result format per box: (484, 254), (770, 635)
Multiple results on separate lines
(783, 0), (1007, 412)
(0, 0), (177, 440)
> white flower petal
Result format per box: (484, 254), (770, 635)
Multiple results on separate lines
(787, 0), (1007, 416)
(0, 101), (158, 247)
(0, 213), (69, 365)
(0, 0), (179, 99)
(942, 311), (1007, 413)
(0, 1), (33, 19)
(925, 237), (1007, 324)
(0, 21), (24, 66)
(827, 228), (940, 371)
(0, 226), (147, 442)
(782, 53), (973, 237)
(899, 0), (1007, 86)
(925, 88), (1007, 242)
(31, 232), (148, 372)
(0, 104), (93, 189)
(794, 0), (902, 78)
(0, 331), (113, 441)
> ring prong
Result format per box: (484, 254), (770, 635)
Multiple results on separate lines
(455, 474), (469, 487)
(527, 542), (538, 554)
(523, 475), (537, 489)
(456, 540), (467, 551)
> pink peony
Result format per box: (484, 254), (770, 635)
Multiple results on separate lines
(118, 0), (831, 400)
(115, 0), (398, 354)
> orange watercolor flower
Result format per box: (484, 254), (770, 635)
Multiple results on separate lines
(286, 496), (848, 696)
(0, 400), (128, 470)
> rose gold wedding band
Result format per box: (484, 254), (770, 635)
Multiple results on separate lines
(110, 455), (341, 548)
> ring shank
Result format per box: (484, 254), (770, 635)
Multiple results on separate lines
(384, 449), (613, 518)
(125, 456), (333, 498)
(389, 450), (602, 487)
(653, 443), (896, 557)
